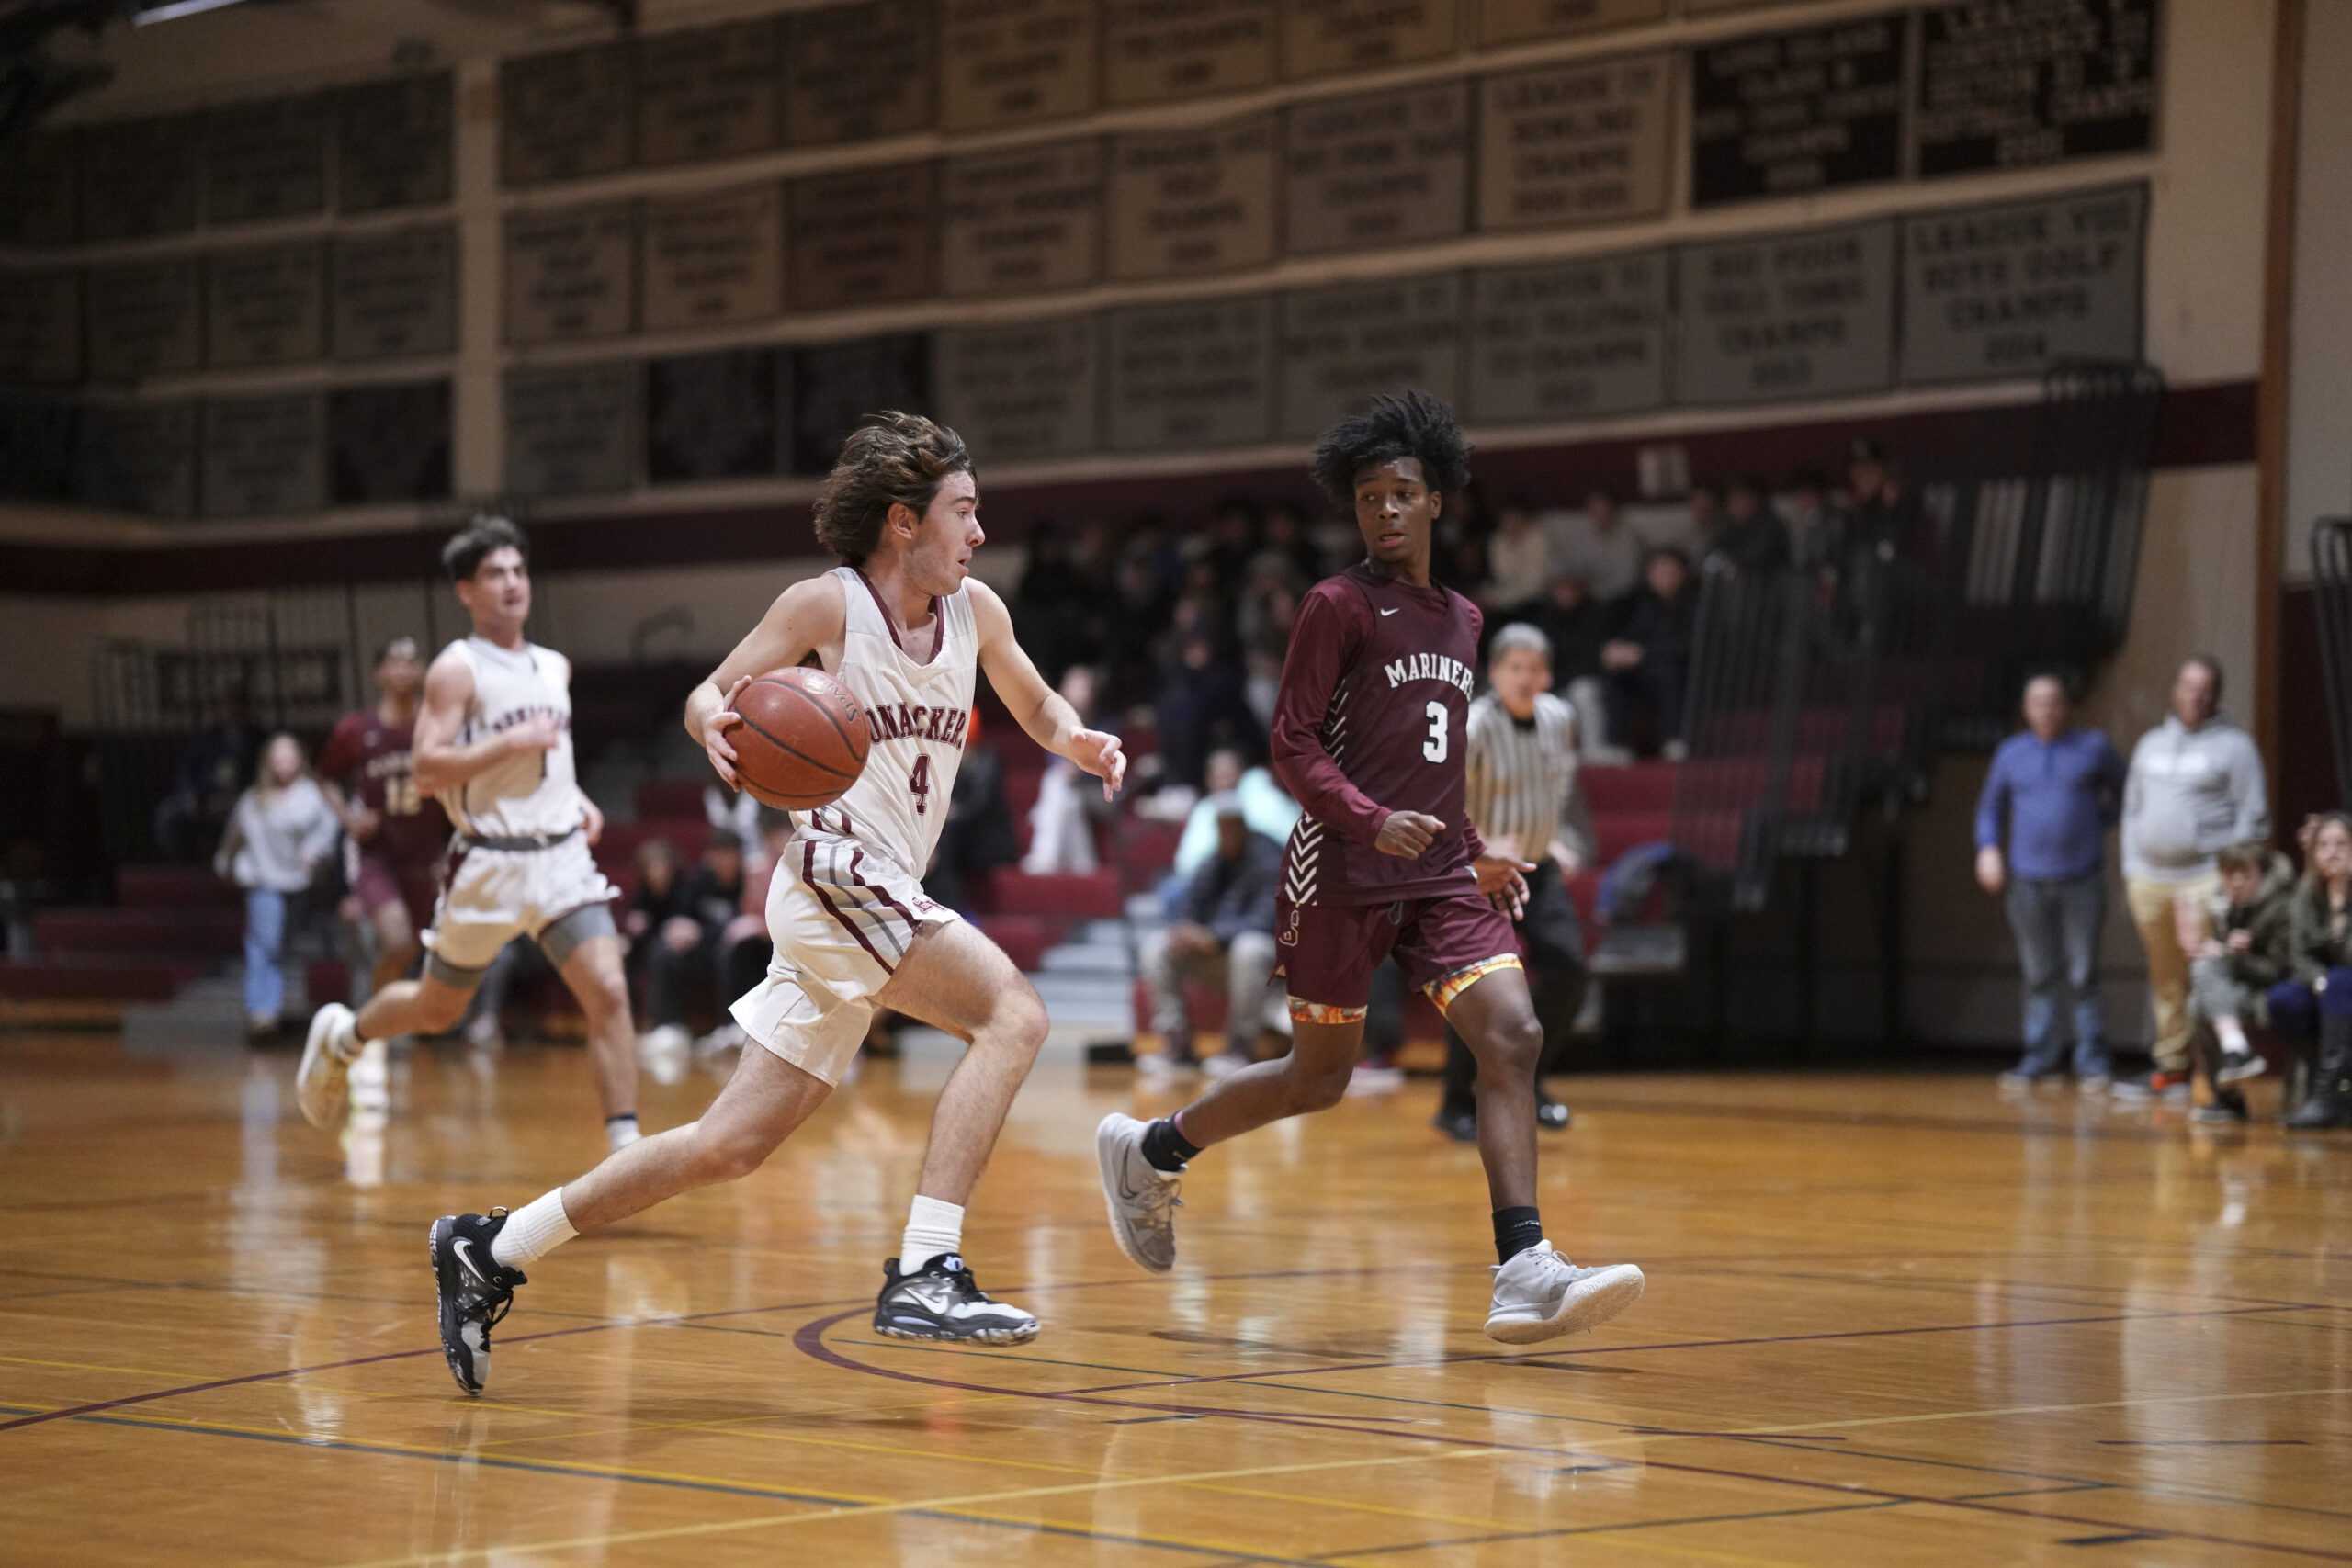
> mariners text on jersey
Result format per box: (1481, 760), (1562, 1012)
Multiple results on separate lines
(1385, 652), (1476, 695)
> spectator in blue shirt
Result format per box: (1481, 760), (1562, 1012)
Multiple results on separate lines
(1974, 673), (2128, 1087)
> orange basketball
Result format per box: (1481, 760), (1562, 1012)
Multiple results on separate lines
(729, 667), (872, 810)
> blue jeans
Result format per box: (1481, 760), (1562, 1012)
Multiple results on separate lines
(2005, 873), (2109, 1077)
(2266, 969), (2352, 1039)
(243, 887), (288, 1021)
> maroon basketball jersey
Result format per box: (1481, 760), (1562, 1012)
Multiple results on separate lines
(1271, 562), (1486, 906)
(318, 709), (449, 867)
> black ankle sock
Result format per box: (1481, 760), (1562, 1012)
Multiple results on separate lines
(1140, 1117), (1200, 1173)
(1493, 1206), (1543, 1265)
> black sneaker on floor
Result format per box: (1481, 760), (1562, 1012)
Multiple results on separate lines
(2190, 1088), (2250, 1124)
(1537, 1096), (1573, 1131)
(1432, 1106), (1478, 1143)
(430, 1211), (527, 1394)
(872, 1253), (1038, 1344)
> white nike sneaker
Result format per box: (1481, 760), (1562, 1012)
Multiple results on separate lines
(1485, 1241), (1644, 1345)
(872, 1253), (1038, 1344)
(297, 1003), (356, 1130)
(1096, 1112), (1182, 1272)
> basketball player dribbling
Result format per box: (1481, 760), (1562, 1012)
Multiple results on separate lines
(1098, 392), (1645, 1343)
(296, 519), (642, 1154)
(421, 413), (1125, 1394)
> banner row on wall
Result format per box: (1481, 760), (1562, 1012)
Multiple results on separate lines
(0, 380), (450, 518)
(490, 0), (2154, 194)
(0, 73), (452, 247)
(0, 182), (2143, 517)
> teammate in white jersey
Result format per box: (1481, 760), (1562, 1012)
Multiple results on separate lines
(424, 413), (1125, 1394)
(295, 518), (641, 1152)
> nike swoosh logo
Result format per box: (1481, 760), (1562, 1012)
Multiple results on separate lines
(451, 1236), (488, 1284)
(1380, 607), (1399, 615)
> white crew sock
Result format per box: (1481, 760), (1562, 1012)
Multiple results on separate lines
(605, 1114), (641, 1153)
(899, 1195), (965, 1274)
(2214, 1015), (2251, 1056)
(492, 1189), (575, 1269)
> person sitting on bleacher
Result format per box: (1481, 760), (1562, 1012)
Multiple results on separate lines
(1600, 547), (1698, 759)
(2180, 840), (2298, 1122)
(1433, 625), (1589, 1143)
(636, 828), (743, 1062)
(1140, 792), (1288, 1081)
(1170, 747), (1302, 880)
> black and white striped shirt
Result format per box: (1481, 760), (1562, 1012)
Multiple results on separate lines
(1464, 692), (1594, 865)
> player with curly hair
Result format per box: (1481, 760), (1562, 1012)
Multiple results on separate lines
(1097, 391), (1645, 1343)
(422, 413), (1126, 1395)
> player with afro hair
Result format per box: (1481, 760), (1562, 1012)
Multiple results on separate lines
(1309, 389), (1473, 509)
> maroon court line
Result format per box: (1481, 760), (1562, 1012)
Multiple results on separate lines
(1043, 1302), (2316, 1395)
(794, 1308), (2352, 1563)
(0, 1261), (1450, 1438)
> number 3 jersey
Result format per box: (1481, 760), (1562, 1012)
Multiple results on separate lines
(800, 565), (978, 881)
(1272, 562), (1487, 906)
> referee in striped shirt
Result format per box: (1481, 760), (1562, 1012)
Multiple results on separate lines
(1437, 623), (1593, 1141)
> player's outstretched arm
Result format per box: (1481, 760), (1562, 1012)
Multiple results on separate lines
(685, 575), (847, 787)
(411, 649), (556, 797)
(968, 580), (1125, 800)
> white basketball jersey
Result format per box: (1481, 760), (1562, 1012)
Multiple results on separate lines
(441, 637), (584, 840)
(803, 566), (978, 878)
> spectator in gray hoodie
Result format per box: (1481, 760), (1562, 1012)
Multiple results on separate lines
(2112, 655), (2269, 1104)
(215, 733), (340, 1042)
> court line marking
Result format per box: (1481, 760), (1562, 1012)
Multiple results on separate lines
(320, 1441), (1508, 1567)
(797, 1310), (2352, 1563)
(0, 1400), (1326, 1566)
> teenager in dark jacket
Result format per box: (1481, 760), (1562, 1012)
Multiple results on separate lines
(2270, 813), (2352, 1128)
(1600, 547), (1697, 754)
(2183, 842), (2298, 1120)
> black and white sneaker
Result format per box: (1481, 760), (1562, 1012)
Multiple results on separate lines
(872, 1253), (1038, 1344)
(430, 1211), (527, 1394)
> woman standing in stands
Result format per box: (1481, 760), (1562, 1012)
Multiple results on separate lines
(216, 733), (339, 1043)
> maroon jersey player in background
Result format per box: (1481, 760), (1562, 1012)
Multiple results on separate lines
(1098, 391), (1645, 1344)
(320, 636), (450, 995)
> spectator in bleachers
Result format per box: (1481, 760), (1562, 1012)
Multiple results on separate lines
(1139, 792), (1287, 1080)
(1709, 475), (1793, 574)
(1102, 545), (1174, 714)
(1261, 497), (1327, 584)
(2113, 655), (2270, 1106)
(1480, 495), (1552, 621)
(1532, 572), (1622, 763)
(1158, 622), (1261, 792)
(1973, 672), (2126, 1088)
(1546, 485), (1646, 607)
(1784, 468), (1838, 571)
(1434, 625), (1589, 1143)
(154, 690), (262, 863)
(2181, 840), (2297, 1119)
(1013, 518), (1095, 684)
(1838, 436), (1936, 570)
(2273, 812), (2352, 1128)
(622, 838), (687, 1025)
(1681, 481), (1724, 559)
(1600, 547), (1698, 758)
(703, 808), (797, 1057)
(1237, 551), (1303, 730)
(926, 709), (1020, 913)
(1023, 666), (1109, 874)
(215, 732), (338, 1042)
(637, 827), (745, 1059)
(1203, 494), (1264, 591)
(1172, 746), (1302, 879)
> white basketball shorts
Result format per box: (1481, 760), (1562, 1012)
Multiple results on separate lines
(425, 832), (618, 976)
(732, 830), (959, 1087)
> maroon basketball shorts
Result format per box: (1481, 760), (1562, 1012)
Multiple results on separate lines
(353, 850), (439, 932)
(1273, 891), (1521, 1025)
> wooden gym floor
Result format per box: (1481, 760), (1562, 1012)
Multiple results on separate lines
(0, 1031), (2346, 1566)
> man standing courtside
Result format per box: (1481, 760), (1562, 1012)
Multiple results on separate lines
(1098, 391), (1645, 1344)
(296, 518), (641, 1152)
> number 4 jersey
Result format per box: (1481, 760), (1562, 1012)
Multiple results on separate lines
(799, 564), (978, 882)
(1272, 561), (1487, 906)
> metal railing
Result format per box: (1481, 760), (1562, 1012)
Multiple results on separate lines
(2313, 518), (2352, 807)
